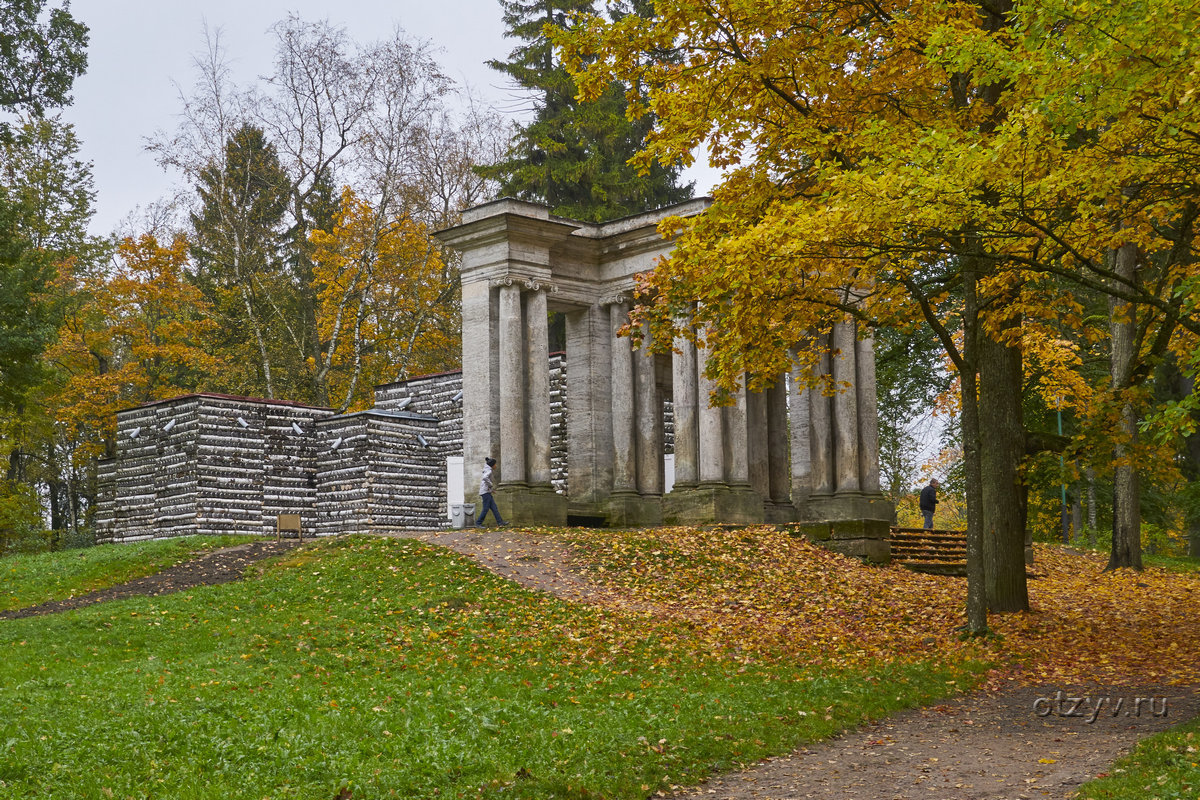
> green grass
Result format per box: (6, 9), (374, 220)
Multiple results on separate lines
(1075, 715), (1200, 800)
(1142, 553), (1200, 574)
(0, 535), (985, 799)
(0, 536), (256, 612)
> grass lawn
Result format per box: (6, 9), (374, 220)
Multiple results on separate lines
(1, 536), (257, 612)
(0, 535), (983, 799)
(1075, 715), (1200, 800)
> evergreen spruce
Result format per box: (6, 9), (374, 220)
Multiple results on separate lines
(484, 0), (691, 222)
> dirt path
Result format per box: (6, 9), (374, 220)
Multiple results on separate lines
(0, 539), (301, 619)
(4, 529), (1195, 798)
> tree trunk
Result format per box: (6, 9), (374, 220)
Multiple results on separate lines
(1176, 372), (1200, 558)
(979, 326), (1030, 612)
(1071, 490), (1082, 544)
(961, 255), (988, 635)
(1086, 466), (1097, 546)
(1107, 241), (1142, 570)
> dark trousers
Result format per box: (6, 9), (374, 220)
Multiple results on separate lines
(922, 509), (934, 530)
(476, 492), (505, 525)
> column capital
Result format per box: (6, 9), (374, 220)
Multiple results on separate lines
(600, 292), (631, 307)
(489, 274), (558, 294)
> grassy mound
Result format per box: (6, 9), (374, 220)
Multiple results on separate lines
(0, 535), (978, 799)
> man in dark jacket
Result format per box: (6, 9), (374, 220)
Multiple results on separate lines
(919, 479), (940, 529)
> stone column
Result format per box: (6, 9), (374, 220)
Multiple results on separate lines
(461, 279), (499, 497)
(831, 320), (860, 493)
(697, 356), (725, 484)
(498, 281), (526, 484)
(725, 383), (750, 487)
(809, 336), (835, 495)
(746, 386), (768, 493)
(789, 361), (812, 508)
(565, 304), (613, 507)
(671, 328), (699, 488)
(524, 285), (552, 486)
(609, 300), (637, 493)
(766, 377), (792, 508)
(634, 322), (663, 496)
(856, 330), (882, 494)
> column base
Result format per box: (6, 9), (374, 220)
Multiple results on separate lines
(603, 491), (663, 527)
(495, 484), (567, 527)
(764, 500), (797, 524)
(800, 491), (894, 523)
(663, 484), (764, 525)
(790, 517), (892, 564)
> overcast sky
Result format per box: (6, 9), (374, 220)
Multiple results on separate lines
(58, 1), (719, 235)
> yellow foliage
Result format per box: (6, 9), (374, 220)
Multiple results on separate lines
(45, 235), (223, 463)
(309, 188), (457, 411)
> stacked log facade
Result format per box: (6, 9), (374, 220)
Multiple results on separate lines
(549, 353), (568, 494)
(98, 361), (573, 543)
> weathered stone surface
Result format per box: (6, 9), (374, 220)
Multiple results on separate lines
(663, 485), (764, 526)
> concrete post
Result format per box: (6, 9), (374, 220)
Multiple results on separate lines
(498, 282), (526, 484)
(524, 286), (552, 486)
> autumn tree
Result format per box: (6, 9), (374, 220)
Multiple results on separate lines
(309, 188), (453, 411)
(48, 235), (223, 464)
(154, 19), (477, 406)
(0, 1), (90, 548)
(558, 0), (1200, 629)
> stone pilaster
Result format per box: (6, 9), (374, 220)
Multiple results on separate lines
(634, 322), (663, 498)
(746, 388), (769, 494)
(765, 377), (795, 522)
(788, 361), (812, 513)
(609, 299), (636, 494)
(856, 331), (882, 494)
(725, 383), (750, 487)
(565, 303), (613, 511)
(697, 358), (725, 485)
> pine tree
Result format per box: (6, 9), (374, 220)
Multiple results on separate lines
(483, 0), (691, 222)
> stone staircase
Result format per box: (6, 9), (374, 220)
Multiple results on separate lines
(889, 527), (967, 576)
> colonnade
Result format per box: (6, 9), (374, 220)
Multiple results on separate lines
(437, 198), (890, 560)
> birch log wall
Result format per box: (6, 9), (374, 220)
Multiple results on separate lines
(96, 364), (573, 542)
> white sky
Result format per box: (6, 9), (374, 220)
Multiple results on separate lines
(58, 1), (720, 235)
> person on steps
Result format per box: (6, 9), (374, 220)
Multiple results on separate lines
(919, 478), (940, 530)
